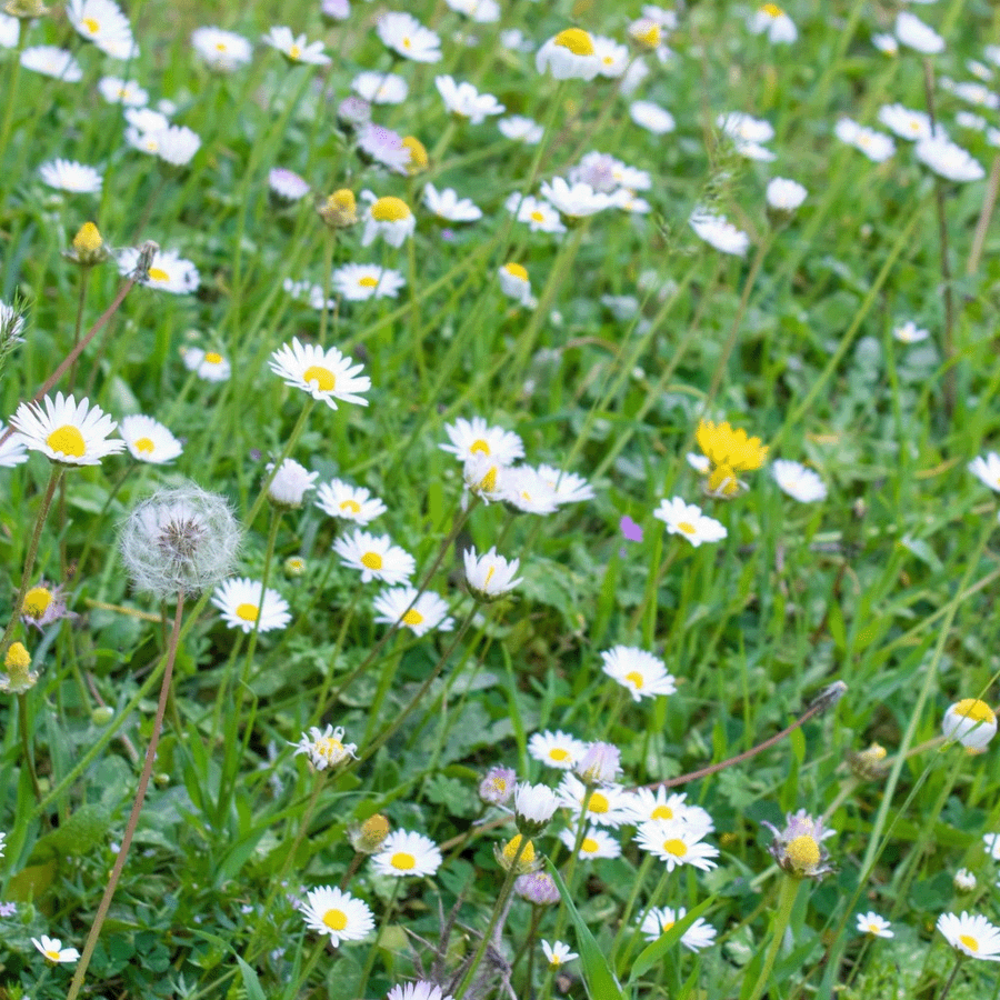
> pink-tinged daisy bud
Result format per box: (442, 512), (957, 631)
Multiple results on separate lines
(515, 871), (561, 905)
(575, 741), (621, 785)
(478, 765), (516, 805)
(265, 457), (318, 510)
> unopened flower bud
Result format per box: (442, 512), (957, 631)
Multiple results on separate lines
(954, 867), (977, 892)
(575, 741), (621, 785)
(349, 813), (390, 854)
(318, 189), (358, 228)
(1, 641), (38, 694)
(514, 782), (559, 835)
(65, 222), (109, 268)
(495, 833), (541, 874)
(265, 458), (318, 510)
(515, 871), (561, 905)
(284, 555), (307, 578)
(846, 742), (889, 781)
(92, 705), (115, 725)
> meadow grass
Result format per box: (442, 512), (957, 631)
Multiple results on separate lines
(2, 1), (1000, 998)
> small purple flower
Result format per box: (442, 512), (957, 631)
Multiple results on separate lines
(0, 902), (17, 917)
(620, 515), (643, 542)
(337, 96), (371, 128)
(514, 871), (561, 905)
(479, 765), (516, 805)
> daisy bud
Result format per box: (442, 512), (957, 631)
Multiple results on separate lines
(65, 221), (109, 268)
(402, 135), (429, 175)
(943, 699), (997, 753)
(92, 705), (114, 725)
(318, 189), (358, 228)
(495, 834), (541, 874)
(348, 813), (391, 854)
(1, 641), (38, 694)
(118, 484), (242, 600)
(265, 457), (318, 510)
(479, 765), (516, 805)
(514, 782), (560, 835)
(954, 867), (977, 892)
(514, 871), (561, 906)
(284, 555), (307, 577)
(575, 741), (622, 785)
(846, 742), (889, 780)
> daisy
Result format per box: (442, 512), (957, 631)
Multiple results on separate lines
(528, 730), (588, 770)
(948, 80), (1000, 110)
(576, 741), (622, 784)
(440, 416), (524, 465)
(500, 465), (559, 514)
(635, 818), (720, 871)
(600, 645), (677, 701)
(877, 103), (933, 141)
(558, 826), (622, 859)
(463, 454), (508, 503)
(125, 106), (170, 134)
(423, 184), (482, 222)
(119, 414), (183, 464)
(984, 832), (1000, 860)
(498, 263), (533, 305)
(893, 320), (930, 344)
(915, 135), (985, 182)
(834, 118), (895, 162)
(689, 211), (749, 256)
(968, 452), (1000, 492)
(872, 33), (899, 56)
(372, 830), (443, 877)
(315, 479), (387, 525)
(386, 984), (454, 1000)
(66, 0), (136, 58)
(292, 724), (358, 770)
(32, 935), (80, 964)
(536, 28), (601, 80)
(0, 425), (27, 467)
(640, 907), (717, 951)
(21, 580), (72, 630)
(556, 774), (630, 828)
(211, 577), (291, 634)
(623, 788), (715, 830)
(541, 941), (577, 968)
(181, 346), (230, 382)
(268, 167), (310, 201)
(514, 782), (561, 830)
(373, 587), (454, 636)
(954, 868), (977, 892)
(535, 464), (594, 504)
(629, 99), (676, 134)
(772, 460), (827, 502)
(503, 194), (566, 235)
(191, 26), (253, 72)
(332, 529), (415, 585)
(479, 765), (516, 804)
(360, 193), (416, 248)
(766, 177), (807, 214)
(762, 809), (836, 879)
(9, 392), (124, 466)
(351, 71), (408, 105)
(269, 337), (371, 410)
(21, 47), (83, 82)
(357, 123), (410, 173)
(446, 0), (499, 21)
(895, 11), (944, 54)
(1, 642), (36, 694)
(97, 76), (148, 106)
(117, 247), (199, 294)
(37, 158), (101, 194)
(0, 13), (16, 48)
(265, 458), (318, 509)
(463, 546), (521, 601)
(541, 177), (616, 219)
(593, 35), (629, 77)
(377, 12), (441, 63)
(747, 3), (796, 43)
(332, 263), (405, 301)
(498, 116), (544, 144)
(262, 26), (331, 65)
(301, 886), (374, 946)
(942, 699), (997, 752)
(936, 911), (1000, 961)
(856, 912), (894, 939)
(435, 76), (505, 124)
(718, 111), (776, 159)
(654, 497), (727, 547)
(147, 126), (202, 166)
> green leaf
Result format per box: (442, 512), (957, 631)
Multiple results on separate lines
(627, 893), (717, 983)
(237, 956), (267, 1000)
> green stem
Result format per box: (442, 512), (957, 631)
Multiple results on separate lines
(747, 874), (803, 1000)
(17, 691), (41, 803)
(0, 20), (25, 167)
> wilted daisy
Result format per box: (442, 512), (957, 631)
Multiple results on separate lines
(181, 347), (230, 382)
(498, 263), (533, 305)
(66, 0), (136, 58)
(292, 724), (358, 770)
(212, 577), (291, 634)
(301, 886), (374, 946)
(21, 581), (71, 630)
(936, 911), (1000, 961)
(536, 28), (601, 80)
(377, 11), (441, 62)
(640, 907), (717, 951)
(373, 587), (454, 636)
(10, 392), (124, 466)
(942, 698), (997, 752)
(120, 414), (183, 464)
(360, 193), (416, 248)
(464, 546), (521, 602)
(915, 134), (985, 182)
(541, 941), (578, 968)
(333, 529), (415, 585)
(689, 211), (750, 256)
(558, 826), (622, 859)
(191, 26), (253, 72)
(635, 818), (720, 871)
(630, 99), (676, 134)
(441, 416), (524, 465)
(423, 184), (482, 222)
(39, 159), (102, 194)
(269, 338), (371, 410)
(856, 912), (894, 939)
(315, 479), (386, 525)
(32, 935), (80, 964)
(0, 425), (27, 468)
(352, 71), (408, 105)
(557, 774), (630, 828)
(262, 26), (330, 65)
(762, 809), (836, 879)
(332, 263), (405, 301)
(528, 730), (588, 770)
(893, 320), (930, 344)
(372, 830), (443, 877)
(514, 871), (561, 905)
(117, 247), (199, 294)
(435, 76), (505, 124)
(21, 47), (83, 82)
(600, 645), (677, 701)
(97, 76), (147, 106)
(498, 116), (544, 144)
(834, 119), (895, 162)
(772, 460), (827, 502)
(623, 788), (715, 830)
(654, 498), (727, 547)
(968, 452), (1000, 492)
(895, 11), (944, 54)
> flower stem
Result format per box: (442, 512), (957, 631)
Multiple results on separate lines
(747, 874), (802, 1000)
(937, 954), (965, 1000)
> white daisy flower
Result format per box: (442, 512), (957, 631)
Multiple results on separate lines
(556, 774), (630, 828)
(772, 460), (827, 502)
(423, 183), (482, 222)
(66, 0), (137, 58)
(435, 75), (505, 124)
(463, 454), (508, 503)
(640, 907), (717, 951)
(377, 12), (441, 63)
(535, 464), (594, 504)
(942, 699), (997, 752)
(954, 868), (977, 892)
(498, 116), (544, 144)
(332, 263), (406, 301)
(558, 825), (622, 859)
(191, 26), (253, 72)
(332, 529), (415, 585)
(600, 645), (677, 701)
(500, 465), (560, 515)
(936, 911), (1000, 961)
(445, 0), (499, 22)
(689, 211), (750, 256)
(593, 35), (629, 77)
(856, 911), (894, 938)
(211, 577), (291, 634)
(269, 337), (371, 409)
(0, 12), (17, 48)
(498, 263), (533, 305)
(540, 176), (617, 219)
(622, 788), (715, 830)
(440, 416), (524, 465)
(634, 817), (720, 871)
(301, 886), (374, 945)
(262, 26), (331, 65)
(514, 782), (560, 827)
(985, 832), (1000, 861)
(9, 392), (124, 466)
(536, 28), (601, 80)
(947, 80), (1000, 110)
(386, 983), (454, 1000)
(265, 458), (318, 508)
(292, 724), (358, 770)
(119, 414), (182, 464)
(718, 111), (776, 159)
(968, 452), (1000, 492)
(915, 134), (985, 182)
(877, 103), (933, 141)
(97, 76), (148, 106)
(38, 159), (102, 194)
(0, 425), (28, 468)
(872, 33), (899, 55)
(766, 177), (807, 213)
(360, 192), (416, 248)
(125, 106), (170, 134)
(541, 940), (578, 968)
(630, 99), (676, 134)
(268, 167), (310, 201)
(117, 247), (199, 294)
(834, 118), (895, 162)
(463, 546), (522, 601)
(528, 730), (588, 770)
(131, 125), (201, 166)
(32, 935), (80, 964)
(372, 830), (443, 877)
(373, 586), (454, 636)
(747, 3), (797, 43)
(351, 71), (408, 105)
(315, 479), (387, 525)
(181, 346), (230, 382)
(21, 46), (83, 82)
(895, 11), (944, 54)
(504, 193), (566, 233)
(654, 496), (728, 546)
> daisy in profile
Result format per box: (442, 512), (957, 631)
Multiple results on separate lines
(265, 458), (318, 509)
(772, 460), (827, 502)
(268, 167), (310, 202)
(332, 263), (405, 301)
(541, 176), (617, 219)
(0, 425), (27, 468)
(654, 497), (727, 547)
(600, 645), (677, 701)
(541, 941), (578, 968)
(623, 788), (715, 830)
(528, 730), (588, 770)
(191, 26), (253, 72)
(262, 26), (330, 65)
(942, 698), (997, 752)
(40, 159), (103, 194)
(32, 935), (80, 964)
(21, 47), (83, 82)
(463, 546), (521, 602)
(640, 907), (717, 951)
(423, 184), (482, 222)
(915, 134), (985, 182)
(333, 529), (415, 585)
(498, 116), (543, 144)
(352, 71), (408, 105)
(301, 886), (374, 946)
(372, 830), (443, 877)
(377, 12), (441, 62)
(211, 577), (291, 634)
(968, 452), (1000, 492)
(498, 263), (533, 305)
(936, 911), (1000, 961)
(766, 178), (807, 216)
(556, 774), (630, 828)
(119, 414), (183, 464)
(558, 826), (621, 860)
(117, 247), (199, 294)
(895, 11), (944, 55)
(360, 193), (416, 248)
(269, 337), (371, 410)
(292, 724), (358, 770)
(315, 479), (387, 525)
(536, 27), (601, 80)
(747, 3), (796, 43)
(66, 0), (137, 58)
(181, 346), (231, 382)
(128, 125), (201, 166)
(10, 392), (124, 466)
(689, 211), (750, 256)
(856, 912), (893, 939)
(630, 100), (675, 134)
(373, 587), (454, 636)
(440, 416), (524, 465)
(435, 76), (505, 124)
(635, 817), (720, 871)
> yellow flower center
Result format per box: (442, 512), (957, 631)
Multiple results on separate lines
(303, 365), (336, 391)
(959, 934), (979, 953)
(289, 44), (301, 59)
(696, 420), (768, 472)
(148, 267), (170, 283)
(323, 908), (347, 931)
(361, 552), (383, 571)
(588, 792), (609, 813)
(402, 36), (412, 49)
(470, 439), (491, 455)
(205, 352), (223, 364)
(83, 17), (100, 33)
(359, 276), (379, 287)
(661, 838), (688, 857)
(554, 27), (595, 56)
(651, 805), (673, 820)
(316, 736), (343, 757)
(134, 436), (156, 454)
(45, 948), (62, 961)
(391, 851), (416, 870)
(678, 522), (697, 535)
(633, 23), (660, 47)
(24, 587), (53, 618)
(402, 609), (424, 626)
(549, 747), (570, 762)
(503, 834), (536, 864)
(660, 920), (675, 934)
(372, 196), (411, 222)
(402, 136), (428, 174)
(953, 698), (996, 725)
(785, 834), (820, 871)
(504, 262), (528, 281)
(761, 3), (783, 15)
(236, 603), (259, 622)
(530, 210), (545, 222)
(215, 41), (227, 51)
(581, 837), (599, 853)
(46, 425), (86, 458)
(625, 670), (644, 689)
(477, 466), (498, 493)
(483, 566), (495, 588)
(340, 499), (362, 514)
